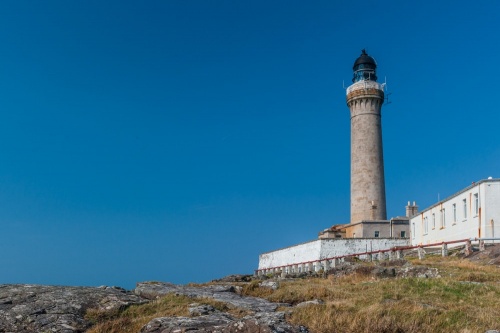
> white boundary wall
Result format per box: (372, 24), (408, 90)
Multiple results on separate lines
(258, 238), (409, 270)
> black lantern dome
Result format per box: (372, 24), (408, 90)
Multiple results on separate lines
(352, 49), (378, 83)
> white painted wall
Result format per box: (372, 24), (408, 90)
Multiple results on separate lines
(258, 238), (410, 269)
(483, 181), (500, 239)
(410, 179), (500, 246)
(319, 238), (408, 259)
(258, 240), (322, 269)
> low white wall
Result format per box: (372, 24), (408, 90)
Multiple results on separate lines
(258, 238), (410, 269)
(258, 240), (322, 269)
(320, 238), (409, 259)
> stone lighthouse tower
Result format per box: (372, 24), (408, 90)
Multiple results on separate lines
(346, 50), (387, 223)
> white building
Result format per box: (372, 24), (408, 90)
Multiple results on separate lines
(410, 178), (500, 245)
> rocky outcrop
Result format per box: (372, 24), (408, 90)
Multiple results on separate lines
(140, 311), (308, 333)
(325, 260), (440, 279)
(259, 281), (279, 290)
(141, 301), (306, 333)
(136, 282), (306, 333)
(0, 284), (147, 333)
(211, 275), (254, 283)
(135, 282), (279, 313)
(467, 244), (500, 265)
(0, 282), (306, 333)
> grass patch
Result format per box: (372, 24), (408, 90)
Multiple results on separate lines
(243, 255), (500, 332)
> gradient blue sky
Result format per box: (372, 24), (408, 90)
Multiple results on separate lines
(0, 1), (499, 289)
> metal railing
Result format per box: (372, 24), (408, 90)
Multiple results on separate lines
(346, 80), (384, 95)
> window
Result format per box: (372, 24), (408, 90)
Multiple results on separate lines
(440, 209), (446, 228)
(474, 193), (479, 216)
(400, 231), (406, 238)
(412, 223), (415, 239)
(374, 231), (379, 238)
(463, 199), (467, 219)
(424, 217), (429, 234)
(432, 213), (436, 229)
(454, 203), (457, 221)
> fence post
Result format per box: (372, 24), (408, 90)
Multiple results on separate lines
(465, 240), (472, 256)
(441, 243), (448, 257)
(418, 247), (425, 260)
(389, 250), (396, 260)
(396, 250), (403, 259)
(323, 260), (330, 272)
(479, 240), (485, 251)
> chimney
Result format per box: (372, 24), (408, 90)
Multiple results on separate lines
(405, 201), (418, 217)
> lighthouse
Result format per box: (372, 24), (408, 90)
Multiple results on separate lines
(346, 50), (387, 223)
(257, 50), (413, 274)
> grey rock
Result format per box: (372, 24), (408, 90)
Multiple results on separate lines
(140, 312), (234, 332)
(259, 280), (279, 290)
(140, 311), (308, 333)
(379, 259), (408, 267)
(396, 266), (440, 278)
(212, 274), (254, 283)
(459, 281), (483, 285)
(0, 282), (308, 333)
(0, 284), (147, 333)
(295, 299), (324, 308)
(135, 282), (278, 312)
(371, 267), (396, 278)
(136, 282), (308, 333)
(189, 303), (217, 316)
(232, 285), (243, 294)
(329, 263), (440, 279)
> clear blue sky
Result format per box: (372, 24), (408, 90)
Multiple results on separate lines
(0, 1), (499, 289)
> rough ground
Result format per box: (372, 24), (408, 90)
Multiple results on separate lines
(140, 310), (307, 333)
(0, 283), (306, 333)
(135, 282), (306, 333)
(467, 243), (500, 265)
(135, 282), (279, 312)
(0, 284), (146, 333)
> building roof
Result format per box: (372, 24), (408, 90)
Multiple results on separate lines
(353, 49), (377, 69)
(415, 178), (500, 215)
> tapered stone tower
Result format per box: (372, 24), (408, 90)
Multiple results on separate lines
(346, 50), (387, 223)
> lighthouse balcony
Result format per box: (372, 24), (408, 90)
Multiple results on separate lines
(346, 80), (385, 95)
